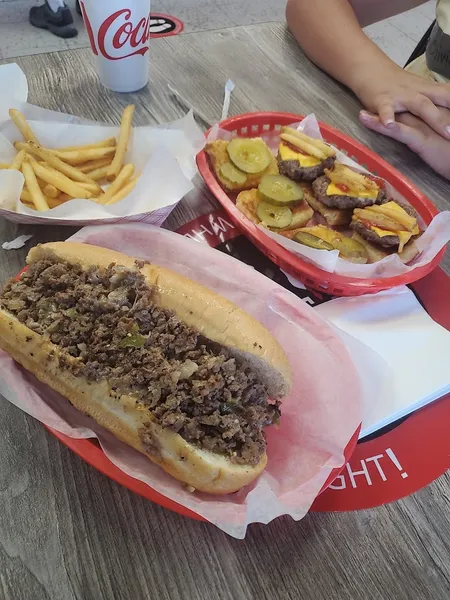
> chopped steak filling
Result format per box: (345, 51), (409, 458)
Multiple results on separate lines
(0, 259), (280, 465)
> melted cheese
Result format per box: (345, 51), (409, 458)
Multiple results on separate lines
(279, 143), (321, 168)
(381, 201), (405, 214)
(301, 226), (341, 246)
(374, 201), (418, 229)
(370, 227), (416, 252)
(356, 201), (420, 252)
(326, 183), (379, 200)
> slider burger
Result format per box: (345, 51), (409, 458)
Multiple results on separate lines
(205, 138), (278, 192)
(0, 243), (292, 494)
(236, 174), (313, 230)
(277, 127), (336, 182)
(351, 200), (421, 260)
(312, 163), (386, 214)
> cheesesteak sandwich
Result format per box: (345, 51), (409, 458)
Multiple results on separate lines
(0, 243), (292, 494)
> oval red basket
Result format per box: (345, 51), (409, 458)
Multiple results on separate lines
(196, 111), (445, 296)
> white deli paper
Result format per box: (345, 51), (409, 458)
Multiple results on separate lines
(0, 64), (28, 103)
(316, 286), (450, 437)
(208, 114), (450, 279)
(0, 224), (381, 538)
(0, 65), (205, 227)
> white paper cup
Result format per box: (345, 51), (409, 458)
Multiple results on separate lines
(78, 0), (151, 93)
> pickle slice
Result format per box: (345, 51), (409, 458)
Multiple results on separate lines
(333, 237), (368, 263)
(258, 174), (304, 206)
(219, 162), (247, 185)
(293, 231), (334, 251)
(257, 201), (292, 228)
(227, 138), (272, 174)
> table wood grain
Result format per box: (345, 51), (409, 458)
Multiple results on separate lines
(0, 22), (449, 600)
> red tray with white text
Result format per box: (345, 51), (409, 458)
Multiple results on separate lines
(196, 112), (444, 297)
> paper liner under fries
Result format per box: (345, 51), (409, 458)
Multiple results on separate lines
(0, 224), (384, 538)
(207, 114), (450, 279)
(0, 95), (204, 226)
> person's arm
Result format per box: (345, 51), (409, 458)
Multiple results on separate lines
(286, 0), (393, 97)
(286, 0), (450, 138)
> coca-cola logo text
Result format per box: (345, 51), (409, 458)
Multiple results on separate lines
(80, 2), (150, 61)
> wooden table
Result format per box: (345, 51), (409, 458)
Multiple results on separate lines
(0, 22), (449, 600)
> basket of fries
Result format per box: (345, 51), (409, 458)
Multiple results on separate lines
(0, 105), (203, 226)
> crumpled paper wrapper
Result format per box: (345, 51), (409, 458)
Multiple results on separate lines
(208, 114), (450, 279)
(0, 224), (374, 538)
(2, 234), (33, 250)
(0, 97), (204, 226)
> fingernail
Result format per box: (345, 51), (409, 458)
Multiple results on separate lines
(445, 125), (450, 136)
(385, 119), (395, 127)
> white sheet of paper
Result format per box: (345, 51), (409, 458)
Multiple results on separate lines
(0, 64), (28, 104)
(315, 286), (450, 437)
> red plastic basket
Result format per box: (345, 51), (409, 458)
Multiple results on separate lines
(196, 112), (445, 296)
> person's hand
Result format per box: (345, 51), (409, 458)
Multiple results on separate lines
(360, 108), (450, 179)
(352, 63), (450, 140)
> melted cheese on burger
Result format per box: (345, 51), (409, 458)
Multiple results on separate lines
(279, 142), (321, 168)
(370, 228), (414, 251)
(359, 202), (420, 252)
(326, 183), (379, 200)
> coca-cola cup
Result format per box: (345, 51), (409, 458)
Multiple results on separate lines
(79, 0), (151, 93)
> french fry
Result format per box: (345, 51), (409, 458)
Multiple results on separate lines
(56, 137), (117, 152)
(49, 146), (116, 166)
(22, 162), (50, 211)
(42, 183), (60, 199)
(23, 142), (101, 189)
(0, 162), (10, 169)
(326, 163), (379, 192)
(98, 164), (134, 205)
(107, 105), (135, 181)
(75, 181), (103, 195)
(83, 165), (110, 182)
(105, 177), (138, 206)
(9, 150), (26, 171)
(9, 109), (39, 144)
(28, 157), (93, 199)
(41, 166), (101, 196)
(280, 133), (327, 160)
(56, 193), (73, 203)
(36, 176), (49, 189)
(20, 188), (64, 209)
(78, 157), (112, 173)
(47, 197), (67, 209)
(281, 127), (336, 158)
